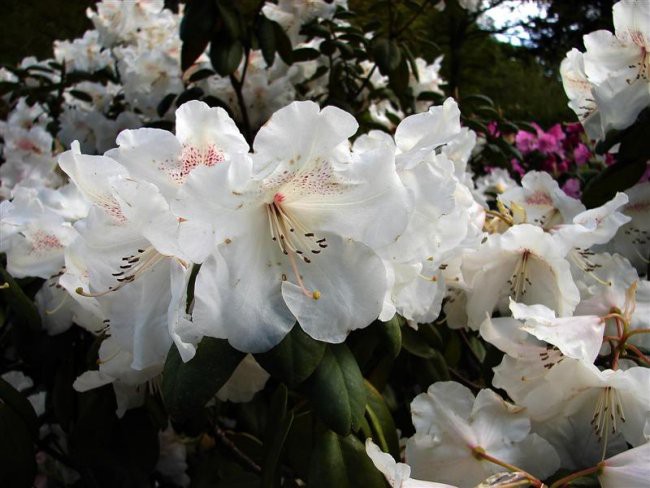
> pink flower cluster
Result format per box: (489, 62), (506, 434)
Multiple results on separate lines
(510, 122), (613, 198)
(515, 122), (593, 172)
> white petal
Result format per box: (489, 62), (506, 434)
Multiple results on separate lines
(281, 235), (386, 343)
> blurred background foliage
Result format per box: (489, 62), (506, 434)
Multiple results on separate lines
(0, 0), (610, 127)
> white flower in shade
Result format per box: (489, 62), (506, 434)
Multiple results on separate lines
(405, 382), (560, 488)
(560, 49), (602, 141)
(215, 355), (270, 403)
(498, 171), (585, 230)
(574, 253), (650, 351)
(174, 101), (409, 352)
(598, 441), (650, 488)
(607, 181), (650, 274)
(0, 187), (77, 279)
(365, 439), (457, 488)
(551, 192), (630, 255)
(73, 336), (162, 417)
(509, 300), (605, 364)
(496, 356), (650, 448)
(156, 425), (190, 488)
(53, 30), (114, 73)
(462, 224), (580, 329)
(581, 0), (650, 136)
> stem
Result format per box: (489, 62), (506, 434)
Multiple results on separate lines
(473, 448), (542, 487)
(484, 209), (513, 226)
(549, 464), (602, 488)
(393, 0), (434, 38)
(625, 328), (650, 339)
(229, 48), (252, 144)
(214, 426), (261, 473)
(624, 343), (650, 366)
(352, 64), (377, 100)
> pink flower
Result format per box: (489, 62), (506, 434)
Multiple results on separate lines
(487, 121), (500, 137)
(573, 143), (591, 165)
(515, 130), (537, 154)
(510, 158), (525, 176)
(561, 177), (581, 198)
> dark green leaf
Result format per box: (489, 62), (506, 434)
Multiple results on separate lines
(377, 317), (402, 359)
(272, 20), (293, 65)
(162, 338), (245, 419)
(0, 265), (41, 332)
(180, 0), (218, 71)
(0, 378), (38, 438)
(255, 324), (325, 387)
(291, 47), (321, 62)
(68, 89), (93, 102)
(308, 430), (385, 488)
(157, 92), (178, 117)
(401, 325), (437, 358)
(189, 68), (216, 83)
(0, 404), (36, 487)
(176, 86), (205, 106)
(581, 159), (647, 208)
(305, 344), (366, 435)
(261, 384), (294, 488)
(462, 94), (495, 107)
(364, 381), (399, 459)
(257, 17), (277, 67)
(216, 1), (243, 40)
(372, 38), (401, 74)
(210, 39), (244, 77)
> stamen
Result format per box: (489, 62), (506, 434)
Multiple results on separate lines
(76, 247), (165, 298)
(266, 199), (326, 300)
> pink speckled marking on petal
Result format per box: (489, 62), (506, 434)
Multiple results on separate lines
(30, 230), (63, 254)
(158, 143), (225, 184)
(526, 191), (554, 206)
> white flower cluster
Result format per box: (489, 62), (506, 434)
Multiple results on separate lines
(1, 1), (649, 487)
(561, 0), (650, 141)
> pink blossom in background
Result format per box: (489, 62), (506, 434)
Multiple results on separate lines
(561, 177), (581, 198)
(515, 130), (537, 154)
(573, 143), (591, 165)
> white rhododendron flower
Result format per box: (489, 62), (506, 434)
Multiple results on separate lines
(174, 101), (410, 352)
(598, 441), (650, 488)
(365, 439), (457, 488)
(561, 0), (650, 139)
(405, 382), (559, 487)
(462, 224), (580, 328)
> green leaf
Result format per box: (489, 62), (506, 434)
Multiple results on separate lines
(306, 344), (366, 436)
(68, 89), (93, 103)
(210, 39), (244, 77)
(462, 94), (495, 107)
(216, 1), (243, 40)
(176, 86), (204, 107)
(189, 68), (216, 83)
(255, 324), (325, 387)
(291, 47), (321, 62)
(157, 92), (177, 117)
(162, 338), (245, 419)
(261, 384), (294, 488)
(308, 430), (386, 488)
(372, 38), (401, 74)
(0, 265), (41, 332)
(582, 159), (647, 209)
(272, 20), (293, 65)
(257, 17), (277, 67)
(401, 325), (437, 358)
(0, 378), (38, 439)
(0, 404), (36, 487)
(364, 381), (399, 459)
(377, 317), (402, 359)
(180, 0), (218, 71)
